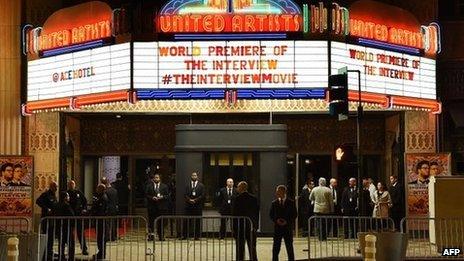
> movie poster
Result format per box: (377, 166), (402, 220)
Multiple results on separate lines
(0, 156), (33, 218)
(405, 153), (451, 217)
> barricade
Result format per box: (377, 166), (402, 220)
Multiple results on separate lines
(153, 215), (255, 261)
(0, 217), (38, 261)
(38, 215), (148, 261)
(401, 217), (464, 259)
(307, 215), (395, 260)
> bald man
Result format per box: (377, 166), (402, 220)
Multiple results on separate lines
(67, 180), (88, 255)
(341, 178), (359, 239)
(217, 178), (237, 239)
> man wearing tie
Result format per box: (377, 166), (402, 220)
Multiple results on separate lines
(217, 178), (236, 239)
(329, 178), (339, 237)
(341, 178), (359, 239)
(270, 185), (297, 261)
(146, 173), (169, 241)
(184, 172), (205, 240)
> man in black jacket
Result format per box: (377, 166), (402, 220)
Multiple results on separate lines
(67, 180), (88, 255)
(389, 175), (404, 231)
(55, 191), (75, 261)
(184, 172), (204, 240)
(270, 185), (297, 261)
(146, 173), (169, 241)
(298, 178), (314, 237)
(101, 177), (119, 241)
(217, 178), (237, 239)
(232, 181), (259, 261)
(341, 178), (358, 239)
(112, 173), (130, 215)
(91, 184), (109, 260)
(36, 181), (58, 260)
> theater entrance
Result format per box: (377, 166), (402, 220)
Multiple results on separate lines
(202, 152), (260, 210)
(175, 124), (287, 233)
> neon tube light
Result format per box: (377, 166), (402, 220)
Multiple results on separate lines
(358, 38), (420, 55)
(42, 39), (105, 57)
(174, 33), (287, 40)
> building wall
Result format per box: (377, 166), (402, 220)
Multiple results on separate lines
(79, 114), (386, 155)
(0, 0), (22, 155)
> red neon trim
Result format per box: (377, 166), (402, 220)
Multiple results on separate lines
(348, 91), (389, 108)
(74, 90), (128, 107)
(26, 98), (72, 111)
(390, 96), (441, 112)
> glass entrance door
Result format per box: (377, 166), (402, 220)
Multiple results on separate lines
(203, 152), (259, 210)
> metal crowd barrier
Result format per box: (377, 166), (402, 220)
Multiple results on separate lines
(153, 215), (255, 261)
(0, 217), (38, 261)
(401, 217), (464, 259)
(39, 215), (148, 261)
(307, 215), (395, 260)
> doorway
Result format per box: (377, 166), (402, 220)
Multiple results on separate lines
(203, 152), (260, 210)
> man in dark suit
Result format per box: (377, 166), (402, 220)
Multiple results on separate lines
(184, 172), (204, 240)
(101, 177), (119, 241)
(67, 180), (89, 255)
(55, 191), (75, 261)
(298, 178), (314, 237)
(389, 175), (404, 231)
(112, 173), (130, 215)
(329, 178), (340, 237)
(217, 178), (237, 239)
(270, 185), (297, 261)
(146, 173), (170, 241)
(232, 181), (259, 261)
(341, 178), (358, 239)
(91, 184), (109, 260)
(36, 181), (58, 260)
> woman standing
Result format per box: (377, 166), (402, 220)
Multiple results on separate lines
(372, 182), (392, 218)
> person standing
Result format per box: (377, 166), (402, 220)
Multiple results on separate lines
(101, 177), (119, 241)
(309, 177), (333, 241)
(183, 172), (204, 240)
(146, 173), (169, 241)
(298, 178), (314, 237)
(55, 191), (75, 261)
(91, 184), (109, 261)
(372, 182), (391, 218)
(270, 185), (297, 261)
(389, 175), (404, 231)
(359, 178), (374, 232)
(217, 178), (237, 239)
(341, 178), (358, 239)
(36, 181), (58, 260)
(232, 181), (259, 261)
(368, 178), (376, 202)
(67, 180), (89, 255)
(329, 178), (340, 237)
(112, 173), (131, 215)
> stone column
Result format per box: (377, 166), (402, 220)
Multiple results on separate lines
(0, 0), (21, 155)
(404, 111), (437, 153)
(26, 112), (60, 226)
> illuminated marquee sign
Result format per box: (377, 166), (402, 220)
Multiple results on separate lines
(133, 41), (328, 89)
(157, 0), (302, 33)
(348, 0), (440, 55)
(27, 43), (130, 101)
(24, 1), (113, 55)
(331, 41), (436, 99)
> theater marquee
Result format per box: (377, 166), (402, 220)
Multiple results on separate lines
(134, 41), (328, 89)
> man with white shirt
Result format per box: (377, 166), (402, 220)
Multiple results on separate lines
(329, 178), (340, 237)
(217, 178), (237, 239)
(309, 177), (334, 241)
(368, 178), (376, 201)
(183, 172), (205, 240)
(146, 173), (169, 241)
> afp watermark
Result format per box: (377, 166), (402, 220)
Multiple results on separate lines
(442, 248), (461, 256)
